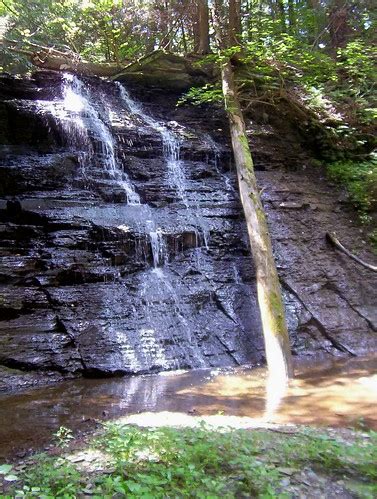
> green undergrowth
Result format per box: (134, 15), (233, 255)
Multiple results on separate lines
(3, 423), (377, 498)
(327, 156), (377, 213)
(327, 156), (377, 251)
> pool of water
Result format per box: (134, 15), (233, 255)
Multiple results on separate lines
(0, 355), (376, 459)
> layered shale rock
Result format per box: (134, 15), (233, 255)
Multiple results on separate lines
(0, 72), (263, 391)
(0, 71), (376, 392)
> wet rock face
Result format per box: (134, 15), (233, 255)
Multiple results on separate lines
(0, 71), (376, 392)
(258, 171), (377, 356)
(0, 72), (264, 391)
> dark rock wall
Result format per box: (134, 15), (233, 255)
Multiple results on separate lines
(0, 72), (264, 391)
(0, 71), (376, 392)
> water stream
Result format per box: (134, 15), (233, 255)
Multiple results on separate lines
(0, 355), (376, 459)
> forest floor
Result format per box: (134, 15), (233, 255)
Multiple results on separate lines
(0, 415), (376, 498)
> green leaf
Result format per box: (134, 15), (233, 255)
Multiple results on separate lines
(4, 474), (18, 482)
(0, 464), (12, 474)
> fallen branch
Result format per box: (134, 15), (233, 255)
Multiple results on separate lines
(112, 49), (163, 79)
(326, 232), (377, 272)
(1, 38), (125, 76)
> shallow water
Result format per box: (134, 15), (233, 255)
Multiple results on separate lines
(0, 355), (376, 459)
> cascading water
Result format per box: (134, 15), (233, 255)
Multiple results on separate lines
(50, 74), (140, 205)
(149, 228), (166, 268)
(114, 81), (248, 367)
(116, 82), (209, 247)
(113, 82), (233, 367)
(4, 72), (261, 376)
(115, 83), (186, 200)
(204, 133), (235, 198)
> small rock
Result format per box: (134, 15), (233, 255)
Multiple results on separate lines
(278, 467), (297, 476)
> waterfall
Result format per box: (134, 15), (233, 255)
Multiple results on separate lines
(50, 74), (140, 205)
(116, 83), (189, 207)
(204, 133), (235, 197)
(114, 82), (214, 251)
(29, 75), (252, 373)
(113, 82), (215, 366)
(149, 228), (166, 268)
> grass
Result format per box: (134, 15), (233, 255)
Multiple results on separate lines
(2, 422), (376, 498)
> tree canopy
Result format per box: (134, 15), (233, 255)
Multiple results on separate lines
(1, 1), (375, 124)
(1, 0), (375, 63)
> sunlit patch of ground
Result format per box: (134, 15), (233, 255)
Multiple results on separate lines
(65, 448), (115, 473)
(116, 411), (271, 430)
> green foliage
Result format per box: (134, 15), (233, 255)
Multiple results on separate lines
(1, 0), (152, 68)
(0, 463), (18, 482)
(54, 425), (74, 448)
(94, 424), (282, 497)
(244, 34), (338, 89)
(283, 429), (377, 479)
(337, 40), (376, 94)
(240, 33), (377, 127)
(14, 455), (81, 497)
(8, 425), (377, 498)
(327, 156), (377, 252)
(327, 156), (377, 214)
(178, 83), (223, 107)
(1, 0), (375, 134)
(0, 464), (13, 474)
(336, 39), (377, 123)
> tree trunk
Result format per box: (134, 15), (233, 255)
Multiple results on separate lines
(198, 0), (211, 54)
(192, 2), (201, 53)
(229, 0), (242, 45)
(212, 0), (227, 48)
(221, 59), (294, 380)
(329, 0), (352, 50)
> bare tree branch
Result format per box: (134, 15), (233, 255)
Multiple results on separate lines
(326, 232), (377, 272)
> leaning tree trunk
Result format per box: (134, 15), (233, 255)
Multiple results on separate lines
(221, 59), (294, 380)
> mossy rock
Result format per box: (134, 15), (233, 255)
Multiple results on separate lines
(114, 52), (213, 91)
